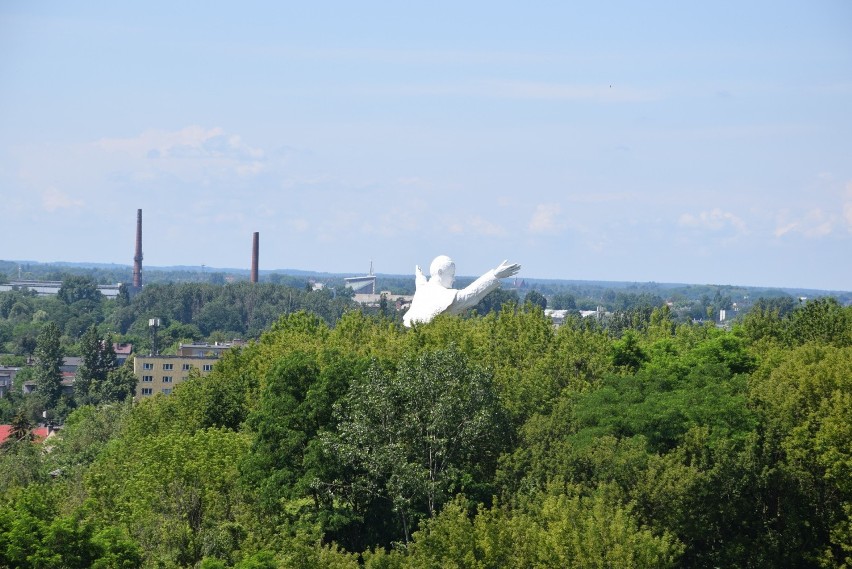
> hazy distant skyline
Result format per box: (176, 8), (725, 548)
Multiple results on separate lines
(2, 2), (851, 291)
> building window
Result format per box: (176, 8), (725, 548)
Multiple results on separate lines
(163, 363), (173, 370)
(161, 388), (172, 395)
(182, 363), (192, 371)
(142, 375), (153, 382)
(162, 376), (173, 383)
(143, 363), (153, 370)
(141, 388), (153, 395)
(203, 364), (213, 372)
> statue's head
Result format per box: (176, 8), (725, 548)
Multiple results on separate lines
(429, 255), (455, 288)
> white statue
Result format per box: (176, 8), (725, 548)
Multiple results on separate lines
(403, 255), (521, 327)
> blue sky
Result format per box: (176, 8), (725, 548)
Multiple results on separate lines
(1, 2), (851, 290)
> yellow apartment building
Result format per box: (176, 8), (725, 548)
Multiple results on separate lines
(132, 354), (218, 399)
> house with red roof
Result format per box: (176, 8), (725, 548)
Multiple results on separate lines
(0, 424), (56, 445)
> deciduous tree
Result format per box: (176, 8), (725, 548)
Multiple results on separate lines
(75, 325), (117, 405)
(524, 290), (547, 310)
(326, 346), (508, 545)
(34, 321), (63, 410)
(57, 275), (102, 305)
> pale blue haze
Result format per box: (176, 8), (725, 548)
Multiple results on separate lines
(1, 2), (850, 290)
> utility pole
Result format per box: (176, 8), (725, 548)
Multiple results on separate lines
(148, 318), (161, 356)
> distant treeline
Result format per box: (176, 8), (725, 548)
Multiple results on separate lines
(3, 260), (849, 302)
(1, 263), (849, 374)
(3, 261), (849, 342)
(0, 277), (360, 363)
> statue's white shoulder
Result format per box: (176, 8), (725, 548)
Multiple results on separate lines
(403, 282), (458, 326)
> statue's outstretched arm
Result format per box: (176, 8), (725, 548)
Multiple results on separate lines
(451, 260), (521, 314)
(493, 260), (521, 280)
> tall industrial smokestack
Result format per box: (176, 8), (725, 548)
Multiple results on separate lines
(251, 232), (259, 283)
(133, 209), (143, 288)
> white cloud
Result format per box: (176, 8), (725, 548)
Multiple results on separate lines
(767, 179), (852, 238)
(41, 187), (83, 212)
(678, 208), (747, 234)
(97, 126), (217, 156)
(95, 126), (266, 177)
(773, 221), (799, 238)
(528, 203), (566, 234)
(774, 208), (836, 238)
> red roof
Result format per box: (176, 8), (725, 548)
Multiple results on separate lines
(0, 424), (51, 445)
(0, 425), (11, 445)
(32, 427), (50, 441)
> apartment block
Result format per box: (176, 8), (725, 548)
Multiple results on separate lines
(133, 354), (218, 399)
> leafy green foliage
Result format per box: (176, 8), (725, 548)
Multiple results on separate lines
(0, 285), (850, 567)
(471, 288), (518, 316)
(33, 321), (63, 410)
(57, 275), (103, 306)
(75, 325), (125, 406)
(85, 427), (250, 567)
(325, 346), (509, 545)
(0, 485), (142, 568)
(406, 487), (682, 568)
(242, 350), (365, 512)
(48, 403), (132, 476)
(551, 291), (576, 310)
(524, 290), (547, 310)
(750, 344), (852, 567)
(787, 297), (851, 347)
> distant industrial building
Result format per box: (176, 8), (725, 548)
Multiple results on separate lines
(0, 281), (122, 299)
(344, 275), (377, 294)
(353, 291), (413, 310)
(345, 261), (378, 294)
(544, 307), (608, 327)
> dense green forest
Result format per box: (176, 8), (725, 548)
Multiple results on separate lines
(0, 286), (850, 567)
(0, 277), (359, 362)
